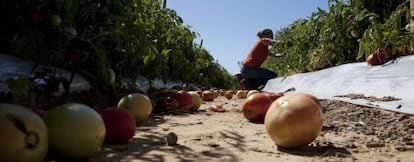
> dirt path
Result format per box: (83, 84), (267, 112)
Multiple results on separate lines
(88, 96), (414, 162)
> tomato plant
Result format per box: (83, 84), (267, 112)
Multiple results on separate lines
(264, 0), (412, 77)
(0, 0), (238, 110)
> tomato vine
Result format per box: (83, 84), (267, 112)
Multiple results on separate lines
(265, 0), (413, 77)
(0, 0), (238, 95)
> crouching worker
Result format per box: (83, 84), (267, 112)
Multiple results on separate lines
(241, 28), (282, 90)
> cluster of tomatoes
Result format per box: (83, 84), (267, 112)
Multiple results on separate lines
(366, 45), (393, 66)
(241, 91), (323, 149)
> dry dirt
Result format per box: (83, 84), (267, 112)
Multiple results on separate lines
(88, 95), (414, 162)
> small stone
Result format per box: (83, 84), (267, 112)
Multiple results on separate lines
(166, 132), (178, 146)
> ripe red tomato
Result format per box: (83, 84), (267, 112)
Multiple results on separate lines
(177, 90), (194, 109)
(26, 8), (43, 25)
(367, 47), (392, 66)
(366, 53), (379, 66)
(100, 107), (136, 144)
(241, 93), (273, 123)
(375, 47), (392, 64)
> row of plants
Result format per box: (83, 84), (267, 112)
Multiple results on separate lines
(0, 0), (239, 107)
(265, 0), (414, 76)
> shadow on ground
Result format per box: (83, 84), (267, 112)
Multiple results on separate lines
(277, 145), (352, 158)
(88, 130), (242, 162)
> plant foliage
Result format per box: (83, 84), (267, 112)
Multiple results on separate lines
(0, 0), (239, 94)
(265, 0), (413, 77)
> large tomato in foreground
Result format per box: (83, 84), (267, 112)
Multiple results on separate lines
(264, 93), (323, 149)
(118, 93), (153, 123)
(0, 103), (48, 162)
(43, 103), (105, 159)
(100, 107), (136, 144)
(241, 93), (281, 123)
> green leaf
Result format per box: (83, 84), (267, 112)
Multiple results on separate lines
(143, 55), (152, 65)
(65, 0), (80, 20)
(6, 77), (29, 95)
(161, 49), (172, 56)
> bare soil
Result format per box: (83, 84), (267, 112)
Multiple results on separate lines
(88, 96), (414, 162)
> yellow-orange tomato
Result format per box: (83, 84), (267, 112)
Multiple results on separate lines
(223, 91), (234, 100)
(202, 90), (216, 101)
(118, 93), (153, 123)
(235, 90), (247, 98)
(264, 93), (323, 149)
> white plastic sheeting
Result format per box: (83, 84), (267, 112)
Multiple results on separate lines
(263, 55), (414, 115)
(0, 53), (91, 92)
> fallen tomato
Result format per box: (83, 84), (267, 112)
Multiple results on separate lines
(44, 103), (105, 159)
(118, 93), (153, 123)
(202, 90), (216, 101)
(208, 104), (225, 112)
(0, 103), (48, 162)
(100, 107), (136, 144)
(241, 93), (274, 123)
(223, 91), (234, 100)
(264, 93), (323, 149)
(187, 91), (202, 111)
(177, 90), (194, 110)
